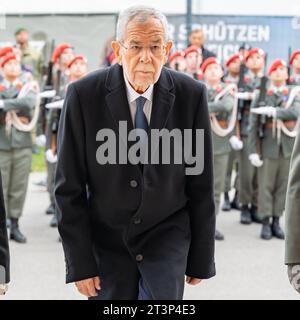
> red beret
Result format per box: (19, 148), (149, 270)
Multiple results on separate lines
(67, 54), (88, 68)
(184, 45), (201, 57)
(225, 53), (241, 67)
(51, 43), (73, 63)
(0, 46), (14, 58)
(201, 57), (221, 73)
(244, 48), (265, 61)
(268, 59), (287, 75)
(169, 51), (184, 63)
(289, 50), (300, 65)
(107, 51), (115, 64)
(0, 53), (20, 68)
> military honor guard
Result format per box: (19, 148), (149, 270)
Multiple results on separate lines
(249, 58), (300, 240)
(0, 53), (39, 243)
(202, 57), (237, 240)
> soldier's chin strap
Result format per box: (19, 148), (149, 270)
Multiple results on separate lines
(210, 83), (238, 137)
(5, 81), (41, 135)
(275, 85), (300, 144)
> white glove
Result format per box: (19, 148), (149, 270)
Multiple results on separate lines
(45, 99), (64, 109)
(249, 153), (263, 167)
(250, 106), (277, 117)
(46, 149), (58, 164)
(229, 135), (243, 150)
(0, 100), (4, 108)
(39, 90), (56, 99)
(35, 134), (46, 147)
(236, 92), (253, 100)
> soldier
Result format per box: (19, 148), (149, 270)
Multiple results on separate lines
(46, 54), (87, 228)
(202, 57), (236, 240)
(184, 46), (203, 80)
(188, 28), (216, 61)
(222, 53), (242, 211)
(237, 48), (266, 225)
(289, 50), (300, 86)
(0, 46), (33, 84)
(44, 43), (74, 218)
(248, 58), (300, 240)
(0, 53), (38, 243)
(168, 51), (186, 72)
(14, 28), (44, 82)
(285, 116), (300, 294)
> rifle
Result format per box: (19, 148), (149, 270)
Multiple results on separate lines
(287, 46), (292, 85)
(50, 69), (62, 154)
(236, 60), (248, 138)
(40, 40), (55, 134)
(256, 54), (268, 155)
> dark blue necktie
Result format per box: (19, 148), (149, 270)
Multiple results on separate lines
(135, 96), (148, 169)
(135, 96), (148, 131)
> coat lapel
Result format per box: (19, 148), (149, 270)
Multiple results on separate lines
(150, 67), (175, 131)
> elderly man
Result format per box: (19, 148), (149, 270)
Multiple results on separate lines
(0, 170), (9, 295)
(55, 5), (216, 300)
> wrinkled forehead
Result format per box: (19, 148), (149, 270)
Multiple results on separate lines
(124, 16), (165, 43)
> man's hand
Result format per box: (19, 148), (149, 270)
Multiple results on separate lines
(75, 276), (101, 297)
(287, 264), (300, 293)
(185, 276), (202, 285)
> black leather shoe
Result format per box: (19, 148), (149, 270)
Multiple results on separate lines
(222, 192), (231, 211)
(50, 214), (58, 228)
(261, 218), (272, 240)
(250, 205), (262, 223)
(230, 191), (241, 210)
(46, 203), (55, 215)
(215, 229), (225, 241)
(240, 205), (252, 224)
(271, 217), (285, 239)
(10, 218), (27, 243)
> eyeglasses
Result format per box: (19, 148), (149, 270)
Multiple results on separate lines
(119, 41), (166, 57)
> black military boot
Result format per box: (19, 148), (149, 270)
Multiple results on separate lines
(250, 204), (262, 223)
(215, 229), (224, 241)
(10, 218), (27, 243)
(240, 204), (252, 224)
(271, 217), (285, 239)
(260, 217), (272, 240)
(222, 192), (231, 211)
(231, 190), (241, 210)
(46, 203), (55, 215)
(50, 213), (58, 228)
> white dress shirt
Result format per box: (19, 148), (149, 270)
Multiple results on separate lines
(123, 71), (154, 127)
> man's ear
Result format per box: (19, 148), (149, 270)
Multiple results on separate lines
(111, 41), (122, 66)
(163, 40), (173, 64)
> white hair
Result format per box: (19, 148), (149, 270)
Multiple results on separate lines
(116, 5), (169, 42)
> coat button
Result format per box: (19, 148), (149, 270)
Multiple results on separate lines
(136, 254), (143, 262)
(133, 217), (142, 224)
(130, 180), (138, 188)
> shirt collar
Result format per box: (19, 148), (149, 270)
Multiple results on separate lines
(123, 70), (154, 103)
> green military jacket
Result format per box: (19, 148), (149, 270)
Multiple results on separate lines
(248, 85), (300, 159)
(0, 78), (37, 150)
(21, 45), (44, 82)
(206, 82), (235, 155)
(285, 121), (300, 263)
